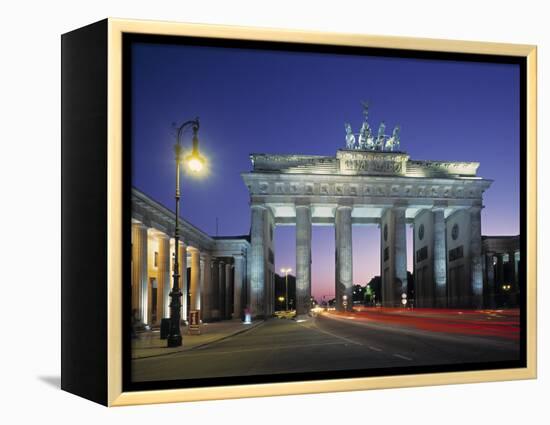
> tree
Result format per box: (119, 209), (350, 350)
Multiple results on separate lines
(366, 276), (381, 304)
(274, 273), (296, 311)
(352, 284), (364, 302)
(364, 284), (374, 304)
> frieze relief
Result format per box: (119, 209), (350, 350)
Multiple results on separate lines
(391, 185), (401, 196)
(249, 152), (480, 178)
(408, 160), (479, 177)
(249, 179), (486, 200)
(337, 150), (409, 176)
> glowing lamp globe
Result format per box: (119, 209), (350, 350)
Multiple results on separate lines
(186, 154), (204, 173)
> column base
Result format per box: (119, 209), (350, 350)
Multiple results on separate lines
(294, 314), (311, 322)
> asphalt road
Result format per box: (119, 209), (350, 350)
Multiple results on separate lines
(132, 312), (520, 382)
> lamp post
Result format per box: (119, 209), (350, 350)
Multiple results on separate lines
(167, 117), (204, 348)
(277, 296), (285, 311)
(280, 268), (292, 311)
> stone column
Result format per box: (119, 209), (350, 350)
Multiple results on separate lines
(157, 234), (171, 323)
(485, 253), (496, 308)
(199, 257), (205, 312)
(470, 206), (483, 308)
(380, 217), (388, 306)
(508, 251), (517, 284)
(211, 258), (220, 319)
(496, 254), (504, 307)
(179, 243), (188, 322)
(512, 250), (519, 306)
(335, 205), (353, 311)
(200, 253), (212, 322)
(496, 254), (504, 286)
(219, 260), (226, 319)
(233, 254), (245, 320)
(433, 207), (447, 307)
(513, 251), (520, 286)
(394, 206), (408, 297)
(296, 204), (312, 318)
(265, 272), (272, 318)
(189, 248), (201, 313)
(246, 248), (251, 314)
(249, 204), (266, 318)
(131, 222), (148, 325)
(225, 262), (233, 319)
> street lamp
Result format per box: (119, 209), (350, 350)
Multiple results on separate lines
(280, 268), (292, 311)
(167, 117), (205, 348)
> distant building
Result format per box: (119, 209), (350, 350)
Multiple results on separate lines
(482, 236), (520, 308)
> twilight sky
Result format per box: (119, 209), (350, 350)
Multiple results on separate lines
(131, 41), (520, 300)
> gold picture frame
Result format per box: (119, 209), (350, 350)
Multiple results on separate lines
(61, 17), (537, 406)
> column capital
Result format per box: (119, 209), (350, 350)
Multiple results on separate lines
(132, 220), (149, 230)
(250, 201), (267, 210)
(470, 199), (483, 209)
(156, 231), (170, 240)
(432, 200), (448, 211)
(392, 201), (409, 210)
(335, 203), (353, 211)
(294, 198), (311, 208)
(485, 251), (495, 257)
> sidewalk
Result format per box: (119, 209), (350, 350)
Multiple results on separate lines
(132, 319), (263, 359)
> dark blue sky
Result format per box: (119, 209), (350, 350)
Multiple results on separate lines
(131, 42), (519, 298)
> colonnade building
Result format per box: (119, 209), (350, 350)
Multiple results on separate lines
(131, 189), (250, 327)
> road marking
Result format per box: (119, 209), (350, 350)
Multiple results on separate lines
(393, 353), (413, 361)
(302, 322), (363, 346)
(368, 346), (383, 352)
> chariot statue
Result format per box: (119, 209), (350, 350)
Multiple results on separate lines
(358, 121), (372, 150)
(385, 125), (401, 151)
(345, 123), (356, 149)
(375, 121), (386, 151)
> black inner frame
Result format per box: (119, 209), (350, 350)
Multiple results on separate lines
(122, 33), (528, 393)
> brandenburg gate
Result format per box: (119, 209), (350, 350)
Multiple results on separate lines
(242, 108), (492, 319)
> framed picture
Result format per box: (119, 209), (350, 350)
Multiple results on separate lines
(61, 18), (537, 406)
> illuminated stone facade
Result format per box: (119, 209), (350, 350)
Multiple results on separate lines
(131, 188), (250, 327)
(242, 149), (494, 315)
